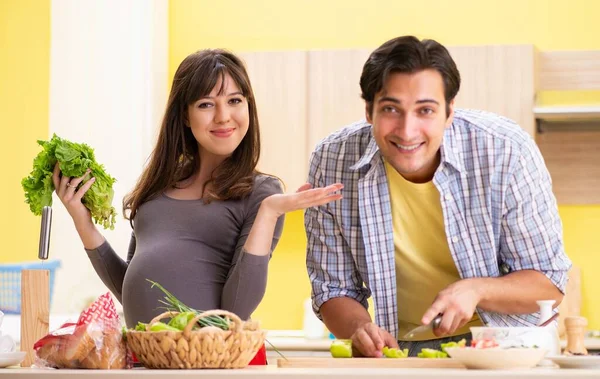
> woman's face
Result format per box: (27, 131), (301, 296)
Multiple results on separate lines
(187, 73), (250, 164)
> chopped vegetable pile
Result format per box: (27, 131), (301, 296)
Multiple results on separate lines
(330, 338), (468, 359)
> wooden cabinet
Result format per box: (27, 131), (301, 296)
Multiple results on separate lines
(449, 45), (535, 136)
(536, 123), (600, 204)
(306, 49), (370, 151)
(239, 45), (543, 193)
(239, 51), (309, 192)
(535, 50), (600, 204)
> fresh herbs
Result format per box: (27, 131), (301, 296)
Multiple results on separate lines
(147, 279), (230, 330)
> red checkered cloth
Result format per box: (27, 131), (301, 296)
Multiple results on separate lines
(248, 344), (267, 365)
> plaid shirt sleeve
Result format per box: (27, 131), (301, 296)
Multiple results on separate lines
(499, 138), (572, 293)
(305, 146), (370, 319)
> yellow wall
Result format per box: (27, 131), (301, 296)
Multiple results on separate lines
(171, 0), (600, 330)
(559, 207), (600, 326)
(169, 0), (600, 71)
(4, 0), (598, 330)
(1, 0), (50, 262)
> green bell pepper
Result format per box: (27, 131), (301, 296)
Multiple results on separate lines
(168, 312), (196, 330)
(382, 346), (409, 358)
(417, 348), (448, 358)
(440, 338), (467, 353)
(150, 321), (180, 332)
(330, 339), (353, 358)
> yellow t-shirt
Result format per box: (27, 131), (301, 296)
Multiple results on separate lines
(384, 162), (482, 341)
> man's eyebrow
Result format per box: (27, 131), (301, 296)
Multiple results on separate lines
(377, 96), (401, 103)
(416, 98), (440, 105)
(376, 97), (440, 105)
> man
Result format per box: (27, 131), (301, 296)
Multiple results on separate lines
(305, 36), (571, 357)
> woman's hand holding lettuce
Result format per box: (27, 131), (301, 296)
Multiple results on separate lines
(22, 134), (117, 230)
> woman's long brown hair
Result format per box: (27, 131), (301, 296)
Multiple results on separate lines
(123, 49), (261, 226)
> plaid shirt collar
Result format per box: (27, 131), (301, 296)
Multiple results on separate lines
(349, 124), (465, 174)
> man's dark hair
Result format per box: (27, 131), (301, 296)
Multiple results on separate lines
(360, 36), (460, 117)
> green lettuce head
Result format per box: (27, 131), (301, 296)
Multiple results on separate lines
(21, 134), (117, 229)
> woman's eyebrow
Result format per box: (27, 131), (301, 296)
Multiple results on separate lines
(200, 91), (243, 99)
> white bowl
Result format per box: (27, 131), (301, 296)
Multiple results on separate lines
(470, 326), (551, 349)
(0, 351), (26, 368)
(446, 347), (547, 370)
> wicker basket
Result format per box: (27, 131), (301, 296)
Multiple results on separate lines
(126, 310), (266, 369)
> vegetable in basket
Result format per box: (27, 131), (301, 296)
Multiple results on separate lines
(21, 134), (117, 229)
(168, 312), (196, 330)
(150, 322), (180, 332)
(144, 279), (231, 330)
(135, 280), (286, 360)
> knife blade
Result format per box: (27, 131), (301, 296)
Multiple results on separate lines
(402, 314), (443, 339)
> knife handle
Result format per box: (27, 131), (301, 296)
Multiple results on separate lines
(38, 206), (52, 260)
(432, 314), (443, 329)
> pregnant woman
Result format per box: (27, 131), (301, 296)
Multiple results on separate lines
(52, 49), (343, 364)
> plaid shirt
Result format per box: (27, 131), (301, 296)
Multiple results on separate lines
(305, 108), (572, 339)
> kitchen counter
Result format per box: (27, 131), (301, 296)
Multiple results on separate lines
(1, 366), (600, 378)
(4, 315), (600, 355)
(4, 318), (600, 359)
(264, 336), (600, 352)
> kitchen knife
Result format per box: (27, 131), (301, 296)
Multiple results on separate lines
(402, 314), (443, 340)
(38, 206), (52, 260)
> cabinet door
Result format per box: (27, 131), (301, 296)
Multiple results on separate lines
(448, 45), (536, 136)
(536, 123), (600, 204)
(238, 51), (308, 192)
(307, 49), (370, 153)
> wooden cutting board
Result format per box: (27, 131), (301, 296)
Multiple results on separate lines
(277, 357), (465, 369)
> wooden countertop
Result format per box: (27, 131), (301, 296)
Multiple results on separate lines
(1, 366), (600, 378)
(264, 337), (600, 351)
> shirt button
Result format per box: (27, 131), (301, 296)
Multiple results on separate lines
(444, 194), (453, 201)
(452, 236), (459, 243)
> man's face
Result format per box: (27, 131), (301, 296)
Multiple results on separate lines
(367, 69), (454, 183)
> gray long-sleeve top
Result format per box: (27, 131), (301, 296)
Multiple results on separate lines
(85, 175), (284, 328)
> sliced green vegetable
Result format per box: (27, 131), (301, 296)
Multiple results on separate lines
(382, 346), (409, 358)
(330, 339), (353, 358)
(417, 348), (448, 358)
(149, 322), (180, 332)
(440, 338), (467, 353)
